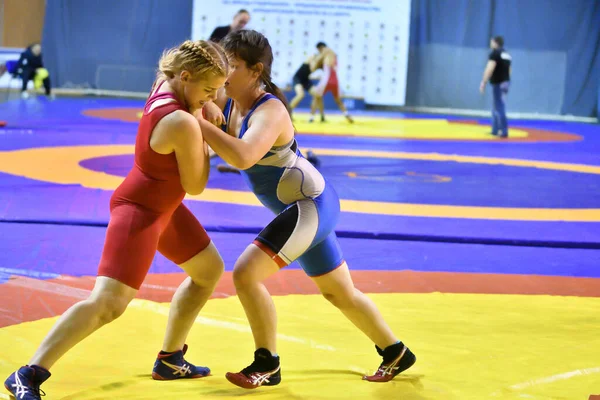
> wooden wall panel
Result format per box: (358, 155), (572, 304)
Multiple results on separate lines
(2, 0), (45, 48)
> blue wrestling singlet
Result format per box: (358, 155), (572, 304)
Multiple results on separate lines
(222, 93), (344, 276)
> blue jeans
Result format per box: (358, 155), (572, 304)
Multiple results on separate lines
(492, 81), (509, 137)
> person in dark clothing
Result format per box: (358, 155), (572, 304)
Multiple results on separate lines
(208, 9), (250, 43)
(289, 54), (319, 115)
(16, 43), (53, 99)
(480, 36), (512, 138)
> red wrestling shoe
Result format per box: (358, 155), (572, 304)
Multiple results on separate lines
(363, 342), (416, 382)
(225, 348), (281, 389)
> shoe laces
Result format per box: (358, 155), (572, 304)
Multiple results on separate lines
(241, 359), (262, 376)
(29, 382), (46, 398)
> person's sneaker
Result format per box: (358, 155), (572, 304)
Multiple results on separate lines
(4, 365), (50, 400)
(363, 342), (416, 382)
(306, 150), (320, 168)
(216, 164), (241, 174)
(225, 348), (281, 389)
(151, 344), (210, 380)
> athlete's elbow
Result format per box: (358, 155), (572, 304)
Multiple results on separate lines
(231, 160), (252, 170)
(184, 186), (204, 196)
(182, 180), (206, 196)
(230, 153), (256, 170)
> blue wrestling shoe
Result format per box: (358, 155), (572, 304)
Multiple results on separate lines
(4, 365), (50, 400)
(152, 344), (210, 380)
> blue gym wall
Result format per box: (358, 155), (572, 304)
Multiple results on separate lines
(41, 0), (599, 118)
(42, 0), (192, 93)
(406, 0), (600, 118)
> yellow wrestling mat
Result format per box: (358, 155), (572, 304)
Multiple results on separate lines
(291, 113), (529, 139)
(2, 293), (600, 399)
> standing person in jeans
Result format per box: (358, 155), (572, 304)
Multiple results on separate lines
(480, 36), (512, 138)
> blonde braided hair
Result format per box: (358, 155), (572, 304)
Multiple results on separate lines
(157, 40), (228, 81)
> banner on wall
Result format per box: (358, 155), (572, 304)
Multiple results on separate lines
(192, 0), (411, 106)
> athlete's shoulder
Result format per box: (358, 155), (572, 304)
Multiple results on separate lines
(159, 109), (196, 132)
(258, 95), (288, 116)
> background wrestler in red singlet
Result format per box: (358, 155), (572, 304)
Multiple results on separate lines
(309, 42), (354, 124)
